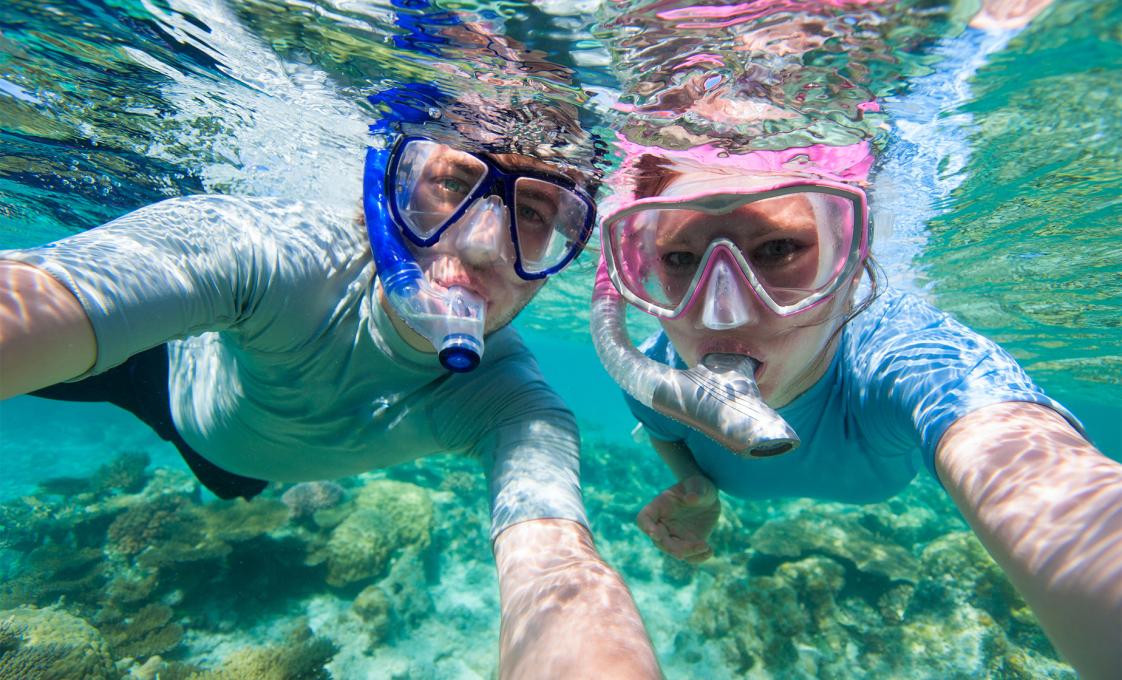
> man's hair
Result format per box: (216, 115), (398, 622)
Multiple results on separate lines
(370, 20), (606, 189)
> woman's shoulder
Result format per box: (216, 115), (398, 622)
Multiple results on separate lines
(845, 286), (978, 349)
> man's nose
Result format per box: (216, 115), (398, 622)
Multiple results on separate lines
(697, 250), (759, 330)
(452, 195), (513, 267)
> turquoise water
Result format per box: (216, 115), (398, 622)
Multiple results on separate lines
(1, 0), (1120, 678)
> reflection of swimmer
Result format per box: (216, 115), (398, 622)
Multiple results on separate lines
(0, 19), (661, 680)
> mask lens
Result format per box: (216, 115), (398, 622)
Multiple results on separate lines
(392, 140), (488, 240)
(512, 177), (590, 275)
(608, 189), (858, 314)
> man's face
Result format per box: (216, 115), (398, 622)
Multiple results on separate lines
(386, 149), (590, 342)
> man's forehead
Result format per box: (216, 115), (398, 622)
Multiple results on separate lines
(488, 152), (591, 188)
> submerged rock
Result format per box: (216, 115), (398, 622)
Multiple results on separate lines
(353, 585), (392, 645)
(282, 481), (345, 520)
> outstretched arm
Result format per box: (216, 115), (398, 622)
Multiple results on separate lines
(936, 401), (1122, 680)
(0, 260), (95, 398)
(494, 518), (662, 680)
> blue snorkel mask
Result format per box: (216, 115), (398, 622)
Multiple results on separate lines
(363, 86), (596, 372)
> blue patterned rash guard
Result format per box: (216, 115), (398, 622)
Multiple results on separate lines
(625, 287), (1083, 503)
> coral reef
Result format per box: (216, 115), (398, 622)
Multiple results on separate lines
(749, 509), (921, 584)
(92, 451), (152, 496)
(107, 493), (194, 557)
(36, 451), (151, 499)
(119, 624), (337, 680)
(195, 623), (337, 680)
(97, 602), (184, 660)
(0, 430), (1080, 679)
(307, 479), (434, 587)
(0, 606), (117, 680)
(667, 493), (1076, 679)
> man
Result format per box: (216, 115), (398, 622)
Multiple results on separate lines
(0, 73), (662, 680)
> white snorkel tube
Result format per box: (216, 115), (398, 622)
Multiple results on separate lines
(591, 257), (800, 457)
(363, 144), (486, 372)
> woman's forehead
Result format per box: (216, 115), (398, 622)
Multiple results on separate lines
(653, 195), (818, 240)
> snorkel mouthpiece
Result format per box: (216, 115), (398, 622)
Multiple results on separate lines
(436, 286), (484, 372)
(654, 353), (798, 457)
(364, 145), (486, 372)
(591, 264), (799, 458)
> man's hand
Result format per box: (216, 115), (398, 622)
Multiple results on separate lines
(637, 474), (720, 563)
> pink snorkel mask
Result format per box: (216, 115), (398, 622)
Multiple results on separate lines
(591, 139), (874, 457)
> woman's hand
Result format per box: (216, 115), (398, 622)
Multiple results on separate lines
(637, 474), (721, 563)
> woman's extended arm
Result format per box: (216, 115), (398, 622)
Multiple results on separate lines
(936, 400), (1122, 680)
(0, 260), (96, 398)
(493, 518), (662, 680)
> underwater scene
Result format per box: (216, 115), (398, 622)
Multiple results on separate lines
(1, 0), (1121, 678)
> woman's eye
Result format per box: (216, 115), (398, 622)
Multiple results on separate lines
(662, 251), (699, 270)
(752, 239), (802, 266)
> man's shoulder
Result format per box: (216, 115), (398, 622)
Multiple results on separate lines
(474, 326), (540, 374)
(149, 194), (347, 224)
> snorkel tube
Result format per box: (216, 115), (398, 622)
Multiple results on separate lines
(591, 259), (799, 457)
(363, 144), (485, 372)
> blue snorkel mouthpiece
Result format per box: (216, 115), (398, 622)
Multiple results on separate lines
(363, 144), (486, 372)
(439, 334), (482, 372)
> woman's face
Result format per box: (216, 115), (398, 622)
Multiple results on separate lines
(651, 191), (858, 407)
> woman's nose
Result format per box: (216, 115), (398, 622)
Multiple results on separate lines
(452, 195), (514, 267)
(697, 253), (759, 330)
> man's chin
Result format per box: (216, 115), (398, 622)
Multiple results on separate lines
(482, 293), (540, 336)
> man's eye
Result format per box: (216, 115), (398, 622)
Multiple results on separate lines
(662, 251), (699, 270)
(517, 204), (547, 226)
(436, 176), (471, 195)
(752, 239), (802, 266)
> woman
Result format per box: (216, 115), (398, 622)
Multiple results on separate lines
(589, 139), (1122, 680)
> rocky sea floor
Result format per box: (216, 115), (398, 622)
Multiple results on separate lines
(0, 423), (1078, 680)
